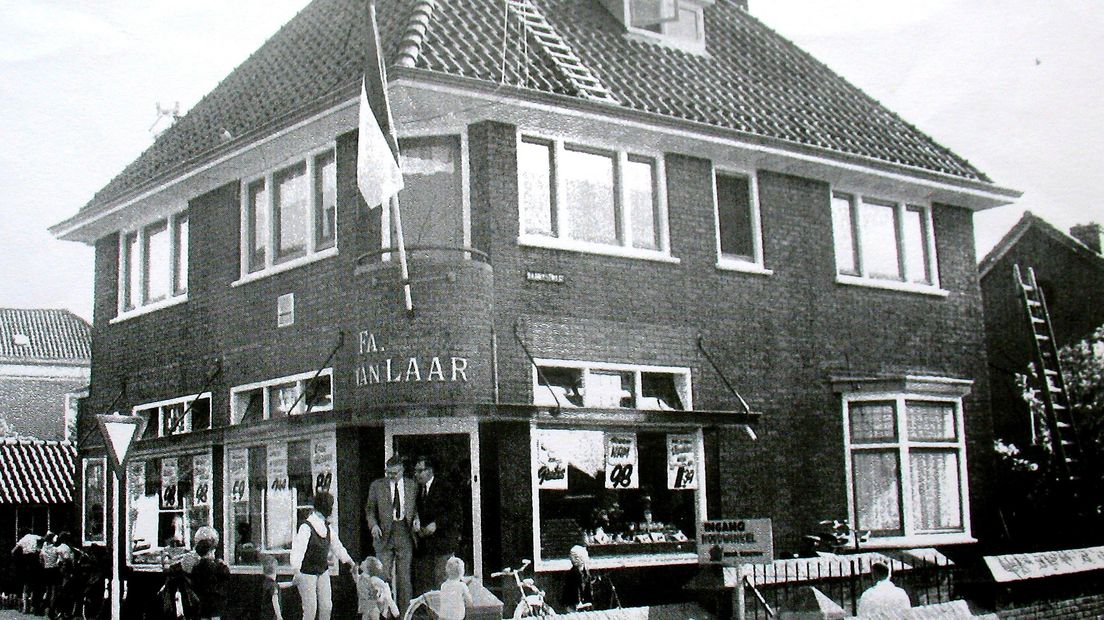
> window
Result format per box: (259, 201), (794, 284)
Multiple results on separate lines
(625, 0), (707, 50)
(533, 361), (691, 410)
(230, 369), (334, 425)
(383, 135), (464, 261)
(241, 147), (337, 278)
(126, 452), (213, 566)
(82, 458), (107, 545)
(842, 393), (970, 545)
(133, 393), (212, 438)
(831, 192), (939, 291)
(714, 170), (767, 271)
(225, 433), (337, 567)
(533, 429), (703, 568)
(518, 136), (671, 260)
(118, 211), (188, 316)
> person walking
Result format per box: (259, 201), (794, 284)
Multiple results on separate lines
(292, 491), (355, 620)
(412, 455), (460, 597)
(365, 455), (417, 614)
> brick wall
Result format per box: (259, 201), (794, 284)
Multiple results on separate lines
(997, 594), (1104, 619)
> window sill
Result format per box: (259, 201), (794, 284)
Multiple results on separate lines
(110, 294), (188, 324)
(537, 552), (698, 572)
(858, 533), (976, 549)
(518, 235), (680, 264)
(232, 247), (338, 287)
(835, 274), (949, 298)
(715, 258), (772, 276)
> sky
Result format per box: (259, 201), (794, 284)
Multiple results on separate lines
(0, 1), (1101, 322)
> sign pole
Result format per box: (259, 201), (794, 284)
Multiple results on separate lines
(111, 469), (121, 620)
(734, 563), (749, 620)
(95, 413), (147, 620)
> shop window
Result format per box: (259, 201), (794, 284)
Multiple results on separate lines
(843, 395), (969, 545)
(230, 370), (334, 425)
(82, 458), (107, 545)
(714, 170), (767, 272)
(226, 433), (337, 567)
(118, 211), (188, 318)
(133, 393), (212, 438)
(518, 136), (671, 261)
(534, 361), (691, 410)
(126, 452), (213, 566)
(831, 192), (940, 292)
(240, 146), (337, 280)
(533, 429), (702, 567)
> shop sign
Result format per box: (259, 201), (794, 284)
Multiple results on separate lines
(534, 433), (568, 490)
(228, 448), (249, 503)
(160, 458), (179, 509)
(604, 432), (639, 489)
(354, 330), (470, 386)
(192, 453), (212, 507)
(699, 518), (774, 565)
(312, 434), (337, 494)
(267, 443), (289, 492)
(984, 546), (1104, 582)
(526, 271), (565, 284)
(666, 433), (698, 490)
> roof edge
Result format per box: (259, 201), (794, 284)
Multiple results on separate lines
(979, 211), (1104, 278)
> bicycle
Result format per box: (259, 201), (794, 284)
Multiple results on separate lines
(492, 560), (557, 618)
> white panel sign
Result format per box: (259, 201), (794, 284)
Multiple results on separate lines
(192, 453), (212, 507)
(667, 433), (698, 490)
(228, 448), (249, 504)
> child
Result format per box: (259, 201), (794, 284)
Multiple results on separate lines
(191, 537), (230, 620)
(438, 557), (473, 620)
(356, 556), (399, 620)
(259, 555), (284, 620)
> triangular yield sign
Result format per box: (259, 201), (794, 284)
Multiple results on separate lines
(96, 413), (147, 475)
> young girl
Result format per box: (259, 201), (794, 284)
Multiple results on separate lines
(259, 555), (284, 620)
(438, 557), (473, 620)
(356, 556), (399, 620)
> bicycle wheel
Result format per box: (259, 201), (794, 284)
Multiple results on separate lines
(403, 592), (440, 620)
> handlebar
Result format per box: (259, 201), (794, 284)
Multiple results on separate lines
(491, 559), (532, 578)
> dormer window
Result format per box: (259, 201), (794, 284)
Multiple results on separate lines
(604, 0), (712, 51)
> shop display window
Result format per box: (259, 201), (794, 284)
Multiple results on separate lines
(225, 433), (337, 568)
(533, 429), (701, 565)
(126, 452), (213, 566)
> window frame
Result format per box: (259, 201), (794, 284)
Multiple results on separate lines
(124, 449), (214, 570)
(132, 392), (213, 439)
(712, 166), (770, 275)
(841, 391), (973, 547)
(531, 359), (693, 411)
(517, 133), (676, 264)
(81, 457), (107, 546)
(235, 145), (338, 284)
(114, 210), (189, 321)
(830, 190), (944, 296)
(230, 369), (334, 425)
(624, 0), (709, 53)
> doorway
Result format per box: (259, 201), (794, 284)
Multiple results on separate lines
(385, 417), (482, 578)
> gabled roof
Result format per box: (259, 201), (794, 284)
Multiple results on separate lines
(979, 211), (1104, 278)
(0, 438), (76, 504)
(0, 309), (91, 364)
(72, 0), (996, 222)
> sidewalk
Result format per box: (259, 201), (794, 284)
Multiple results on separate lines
(0, 611), (37, 620)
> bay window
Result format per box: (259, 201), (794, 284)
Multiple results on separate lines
(518, 136), (671, 260)
(382, 135), (464, 261)
(127, 451), (213, 566)
(118, 211), (188, 317)
(241, 147), (337, 279)
(230, 369), (334, 425)
(225, 432), (337, 567)
(533, 361), (690, 410)
(831, 192), (940, 292)
(842, 389), (971, 545)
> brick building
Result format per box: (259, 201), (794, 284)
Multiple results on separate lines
(51, 0), (1019, 613)
(979, 212), (1104, 449)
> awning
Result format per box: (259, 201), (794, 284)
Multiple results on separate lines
(0, 438), (76, 504)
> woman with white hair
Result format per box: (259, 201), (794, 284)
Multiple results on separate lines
(562, 545), (594, 611)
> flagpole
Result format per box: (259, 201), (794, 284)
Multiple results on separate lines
(390, 194), (415, 315)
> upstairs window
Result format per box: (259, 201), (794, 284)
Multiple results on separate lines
(231, 369), (334, 425)
(533, 361), (690, 410)
(119, 211), (188, 316)
(133, 393), (212, 438)
(381, 135), (465, 261)
(518, 136), (670, 260)
(831, 192), (939, 292)
(714, 170), (767, 272)
(241, 147), (337, 279)
(617, 0), (710, 51)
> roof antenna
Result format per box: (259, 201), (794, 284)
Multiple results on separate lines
(149, 101), (181, 135)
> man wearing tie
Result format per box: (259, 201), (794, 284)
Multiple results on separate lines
(412, 455), (460, 596)
(365, 455), (418, 613)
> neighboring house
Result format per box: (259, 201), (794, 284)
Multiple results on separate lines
(50, 0), (1018, 613)
(979, 212), (1104, 448)
(0, 308), (91, 442)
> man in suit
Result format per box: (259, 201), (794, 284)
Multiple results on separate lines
(412, 455), (461, 596)
(366, 455), (418, 613)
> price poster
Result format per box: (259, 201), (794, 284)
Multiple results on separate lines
(192, 453), (212, 507)
(267, 443), (289, 492)
(534, 431), (568, 490)
(311, 434), (336, 494)
(667, 433), (698, 490)
(228, 449), (249, 503)
(127, 461), (145, 503)
(604, 432), (639, 489)
(160, 458), (180, 509)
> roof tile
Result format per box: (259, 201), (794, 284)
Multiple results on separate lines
(0, 309), (91, 363)
(0, 438), (76, 504)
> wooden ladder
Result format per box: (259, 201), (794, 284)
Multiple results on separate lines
(503, 0), (620, 104)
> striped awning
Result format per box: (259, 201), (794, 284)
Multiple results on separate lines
(0, 437), (76, 504)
